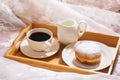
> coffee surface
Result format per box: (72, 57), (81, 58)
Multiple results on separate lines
(29, 32), (50, 41)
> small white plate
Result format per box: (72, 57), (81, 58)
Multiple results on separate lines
(62, 40), (114, 70)
(20, 38), (60, 58)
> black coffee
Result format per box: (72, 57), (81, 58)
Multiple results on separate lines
(29, 32), (51, 41)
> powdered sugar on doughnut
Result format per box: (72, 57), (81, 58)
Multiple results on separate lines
(74, 41), (102, 59)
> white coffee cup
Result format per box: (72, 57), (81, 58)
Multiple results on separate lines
(57, 19), (87, 45)
(26, 28), (53, 52)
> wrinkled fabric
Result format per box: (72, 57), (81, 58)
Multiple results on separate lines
(0, 3), (26, 31)
(0, 3), (26, 56)
(2, 0), (119, 35)
(0, 0), (120, 79)
(69, 5), (120, 34)
(0, 56), (120, 80)
(64, 0), (120, 12)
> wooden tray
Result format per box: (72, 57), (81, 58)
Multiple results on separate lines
(5, 23), (120, 75)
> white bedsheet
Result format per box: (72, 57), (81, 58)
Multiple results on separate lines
(0, 56), (120, 80)
(0, 0), (120, 79)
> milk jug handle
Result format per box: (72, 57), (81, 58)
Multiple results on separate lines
(78, 20), (87, 37)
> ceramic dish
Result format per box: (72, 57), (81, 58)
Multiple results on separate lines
(62, 40), (114, 70)
(20, 38), (60, 58)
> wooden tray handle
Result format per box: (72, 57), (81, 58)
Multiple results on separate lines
(13, 25), (32, 48)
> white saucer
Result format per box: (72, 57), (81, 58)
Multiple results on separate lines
(20, 38), (60, 58)
(62, 40), (114, 70)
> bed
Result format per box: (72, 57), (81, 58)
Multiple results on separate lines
(0, 0), (120, 79)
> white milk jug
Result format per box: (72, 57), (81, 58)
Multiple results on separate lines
(57, 19), (87, 45)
